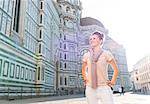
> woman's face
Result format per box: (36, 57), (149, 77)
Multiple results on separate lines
(89, 34), (102, 48)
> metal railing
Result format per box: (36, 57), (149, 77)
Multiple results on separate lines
(0, 86), (56, 100)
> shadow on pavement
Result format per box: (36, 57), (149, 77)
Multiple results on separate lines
(0, 94), (85, 104)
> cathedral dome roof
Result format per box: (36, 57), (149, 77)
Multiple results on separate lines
(80, 17), (104, 28)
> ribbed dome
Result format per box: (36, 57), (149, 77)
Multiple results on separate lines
(80, 17), (104, 28)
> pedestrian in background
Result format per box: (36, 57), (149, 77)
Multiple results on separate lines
(82, 32), (119, 104)
(119, 87), (122, 96)
(121, 86), (124, 95)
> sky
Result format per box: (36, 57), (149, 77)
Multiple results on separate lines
(81, 0), (150, 72)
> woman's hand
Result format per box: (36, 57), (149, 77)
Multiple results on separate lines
(83, 79), (88, 87)
(108, 59), (119, 87)
(83, 80), (87, 87)
(107, 80), (115, 87)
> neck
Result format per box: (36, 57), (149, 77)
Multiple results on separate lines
(92, 45), (102, 53)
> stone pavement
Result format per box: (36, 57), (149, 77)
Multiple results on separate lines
(0, 92), (150, 104)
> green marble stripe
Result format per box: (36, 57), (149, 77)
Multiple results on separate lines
(0, 48), (36, 69)
(0, 78), (35, 87)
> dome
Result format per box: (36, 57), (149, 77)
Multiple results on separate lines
(80, 17), (104, 28)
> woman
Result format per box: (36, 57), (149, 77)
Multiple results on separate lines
(82, 32), (119, 104)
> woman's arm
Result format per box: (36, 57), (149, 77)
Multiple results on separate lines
(107, 58), (119, 86)
(82, 62), (88, 85)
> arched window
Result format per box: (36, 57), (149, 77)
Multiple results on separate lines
(60, 76), (63, 85)
(60, 33), (62, 38)
(64, 35), (66, 40)
(65, 77), (67, 85)
(40, 14), (43, 24)
(40, 1), (43, 9)
(64, 44), (66, 49)
(64, 53), (67, 59)
(13, 0), (21, 32)
(39, 29), (42, 39)
(64, 63), (67, 68)
(64, 21), (66, 26)
(59, 5), (62, 9)
(73, 11), (76, 15)
(39, 44), (41, 53)
(66, 6), (70, 13)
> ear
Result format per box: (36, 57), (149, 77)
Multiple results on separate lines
(100, 39), (103, 45)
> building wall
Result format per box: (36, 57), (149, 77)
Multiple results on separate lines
(132, 55), (150, 94)
(55, 0), (82, 94)
(0, 0), (60, 97)
(0, 0), (38, 97)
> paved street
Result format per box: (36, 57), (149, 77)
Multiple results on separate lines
(0, 92), (150, 104)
